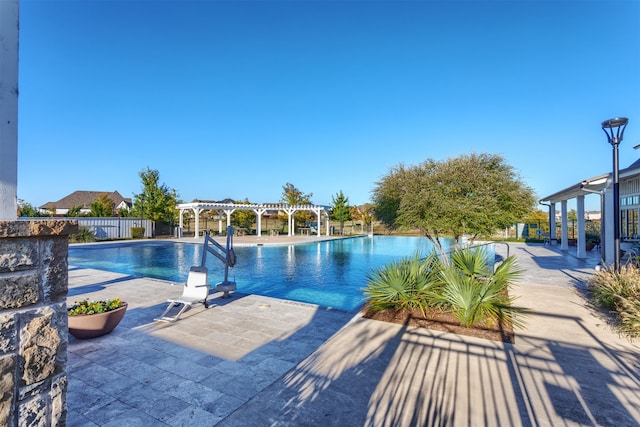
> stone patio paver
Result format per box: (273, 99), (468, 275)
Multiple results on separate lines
(66, 241), (640, 426)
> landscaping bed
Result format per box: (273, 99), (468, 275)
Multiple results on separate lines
(362, 307), (515, 343)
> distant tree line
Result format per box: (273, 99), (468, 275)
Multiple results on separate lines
(19, 152), (537, 244)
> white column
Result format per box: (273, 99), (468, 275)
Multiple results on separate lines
(326, 212), (330, 235)
(561, 200), (569, 251)
(282, 207), (296, 236)
(179, 209), (184, 228)
(577, 195), (586, 258)
(224, 209), (235, 227)
(255, 208), (267, 236)
(314, 208), (322, 236)
(193, 208), (201, 238)
(549, 202), (556, 241)
(0, 0), (19, 219)
(217, 210), (224, 234)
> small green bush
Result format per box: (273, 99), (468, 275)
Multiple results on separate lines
(363, 247), (527, 329)
(363, 252), (443, 316)
(68, 298), (124, 316)
(69, 226), (95, 243)
(130, 227), (145, 239)
(436, 248), (525, 328)
(588, 264), (640, 338)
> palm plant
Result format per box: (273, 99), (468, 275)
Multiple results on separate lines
(363, 252), (443, 316)
(436, 247), (526, 328)
(69, 226), (96, 243)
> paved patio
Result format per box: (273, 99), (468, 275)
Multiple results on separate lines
(66, 240), (640, 426)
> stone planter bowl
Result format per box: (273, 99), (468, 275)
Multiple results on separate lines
(68, 303), (128, 339)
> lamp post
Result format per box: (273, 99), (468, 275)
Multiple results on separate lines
(602, 117), (629, 271)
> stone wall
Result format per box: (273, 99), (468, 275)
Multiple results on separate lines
(0, 220), (77, 426)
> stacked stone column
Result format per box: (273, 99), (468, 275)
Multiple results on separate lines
(0, 220), (77, 426)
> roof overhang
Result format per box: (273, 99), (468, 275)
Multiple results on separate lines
(540, 161), (640, 205)
(540, 173), (610, 204)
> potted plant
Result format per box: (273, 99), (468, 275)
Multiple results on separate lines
(67, 297), (128, 339)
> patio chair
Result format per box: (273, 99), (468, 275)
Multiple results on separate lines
(155, 266), (210, 322)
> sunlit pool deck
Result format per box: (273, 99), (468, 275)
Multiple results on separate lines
(66, 241), (640, 426)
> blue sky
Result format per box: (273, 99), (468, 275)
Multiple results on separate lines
(17, 0), (640, 211)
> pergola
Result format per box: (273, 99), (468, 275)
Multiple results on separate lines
(177, 202), (330, 238)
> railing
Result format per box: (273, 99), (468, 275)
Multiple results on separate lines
(17, 217), (154, 239)
(473, 241), (510, 263)
(422, 240), (510, 271)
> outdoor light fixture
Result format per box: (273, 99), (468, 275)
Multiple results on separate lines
(602, 117), (629, 271)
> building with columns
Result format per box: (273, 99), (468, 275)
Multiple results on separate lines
(540, 158), (640, 266)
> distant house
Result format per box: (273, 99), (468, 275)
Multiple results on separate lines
(39, 191), (132, 216)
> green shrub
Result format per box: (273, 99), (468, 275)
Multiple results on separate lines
(130, 227), (145, 239)
(68, 297), (124, 316)
(436, 248), (525, 328)
(363, 252), (443, 316)
(364, 246), (527, 329)
(588, 264), (640, 338)
(69, 226), (95, 243)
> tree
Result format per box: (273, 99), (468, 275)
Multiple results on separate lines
(17, 200), (45, 217)
(522, 209), (549, 231)
(280, 183), (312, 205)
(133, 167), (179, 223)
(89, 194), (114, 217)
(280, 183), (313, 228)
(359, 203), (376, 234)
(521, 209), (550, 239)
(372, 153), (536, 253)
(118, 207), (132, 217)
(567, 209), (578, 239)
(331, 190), (351, 235)
(232, 198), (256, 231)
(66, 205), (83, 217)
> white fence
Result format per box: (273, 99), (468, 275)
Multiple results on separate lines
(19, 217), (154, 239)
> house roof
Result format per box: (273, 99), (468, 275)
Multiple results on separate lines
(40, 191), (132, 210)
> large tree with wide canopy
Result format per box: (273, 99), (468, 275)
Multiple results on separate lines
(372, 152), (536, 252)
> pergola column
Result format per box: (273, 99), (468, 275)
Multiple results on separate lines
(282, 207), (297, 236)
(326, 212), (331, 235)
(314, 208), (322, 236)
(254, 208), (268, 236)
(193, 207), (202, 238)
(217, 210), (224, 234)
(223, 209), (235, 229)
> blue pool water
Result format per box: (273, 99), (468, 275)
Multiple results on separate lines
(68, 236), (454, 312)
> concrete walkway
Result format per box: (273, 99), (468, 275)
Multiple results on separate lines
(66, 242), (640, 426)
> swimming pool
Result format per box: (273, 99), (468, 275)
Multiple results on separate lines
(68, 236), (453, 312)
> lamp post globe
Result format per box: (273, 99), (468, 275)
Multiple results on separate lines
(602, 117), (629, 271)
